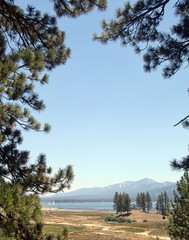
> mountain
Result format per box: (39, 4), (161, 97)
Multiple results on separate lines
(41, 178), (176, 202)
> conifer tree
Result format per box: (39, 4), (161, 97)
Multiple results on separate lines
(156, 196), (161, 214)
(156, 191), (170, 215)
(117, 193), (123, 214)
(145, 192), (152, 213)
(113, 192), (132, 214)
(113, 192), (119, 214)
(136, 193), (141, 210)
(0, 1), (107, 239)
(94, 0), (189, 126)
(163, 191), (170, 215)
(159, 193), (165, 215)
(122, 192), (132, 213)
(167, 171), (189, 239)
(94, 0), (189, 78)
(170, 154), (189, 172)
(140, 192), (146, 212)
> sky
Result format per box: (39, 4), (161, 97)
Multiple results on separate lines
(18, 0), (189, 191)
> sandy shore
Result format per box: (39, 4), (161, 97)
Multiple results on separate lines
(42, 207), (59, 211)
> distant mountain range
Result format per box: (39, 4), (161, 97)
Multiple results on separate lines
(41, 178), (176, 202)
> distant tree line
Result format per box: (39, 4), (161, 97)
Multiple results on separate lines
(135, 192), (152, 213)
(156, 191), (170, 216)
(113, 192), (131, 214)
(113, 190), (171, 215)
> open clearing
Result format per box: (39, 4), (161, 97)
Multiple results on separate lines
(43, 210), (170, 240)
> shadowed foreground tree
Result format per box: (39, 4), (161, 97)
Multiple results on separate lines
(167, 157), (189, 239)
(167, 171), (189, 240)
(0, 0), (107, 239)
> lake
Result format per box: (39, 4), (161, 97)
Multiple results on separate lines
(42, 201), (114, 212)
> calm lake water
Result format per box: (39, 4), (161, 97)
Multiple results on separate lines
(42, 202), (114, 212)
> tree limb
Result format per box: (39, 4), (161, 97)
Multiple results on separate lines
(173, 115), (189, 127)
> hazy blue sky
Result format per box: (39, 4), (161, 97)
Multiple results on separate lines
(19, 0), (189, 191)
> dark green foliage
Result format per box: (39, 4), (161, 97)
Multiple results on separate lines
(57, 227), (69, 240)
(113, 192), (131, 214)
(0, 181), (43, 240)
(170, 154), (189, 172)
(52, 0), (107, 17)
(0, 128), (74, 194)
(122, 192), (132, 213)
(0, 0), (107, 138)
(117, 193), (123, 213)
(167, 171), (189, 239)
(136, 193), (141, 210)
(105, 215), (117, 222)
(135, 191), (152, 212)
(94, 0), (189, 78)
(156, 191), (170, 215)
(140, 192), (146, 212)
(145, 192), (152, 213)
(105, 215), (133, 223)
(0, 0), (107, 239)
(113, 192), (119, 214)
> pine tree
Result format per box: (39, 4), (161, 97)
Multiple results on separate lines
(170, 154), (189, 172)
(94, 0), (189, 127)
(140, 192), (146, 212)
(156, 196), (161, 214)
(94, 0), (189, 78)
(156, 191), (170, 216)
(113, 192), (119, 214)
(136, 193), (141, 210)
(0, 1), (107, 239)
(117, 193), (123, 214)
(122, 192), (132, 213)
(163, 191), (170, 215)
(0, 0), (107, 140)
(156, 193), (163, 215)
(167, 171), (189, 239)
(145, 192), (152, 213)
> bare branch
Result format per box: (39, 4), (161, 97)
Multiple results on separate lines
(173, 115), (189, 127)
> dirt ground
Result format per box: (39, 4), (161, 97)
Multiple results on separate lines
(43, 210), (170, 240)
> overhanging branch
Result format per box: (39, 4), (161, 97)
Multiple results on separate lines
(173, 115), (189, 127)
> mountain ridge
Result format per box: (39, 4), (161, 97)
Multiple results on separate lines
(41, 178), (176, 202)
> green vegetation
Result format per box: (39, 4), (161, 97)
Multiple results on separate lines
(94, 0), (189, 79)
(105, 215), (134, 223)
(113, 192), (131, 214)
(167, 171), (189, 239)
(136, 192), (152, 212)
(156, 191), (170, 215)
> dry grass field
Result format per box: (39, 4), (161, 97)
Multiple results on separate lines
(43, 210), (170, 240)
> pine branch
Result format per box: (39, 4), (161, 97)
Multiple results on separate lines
(173, 115), (189, 127)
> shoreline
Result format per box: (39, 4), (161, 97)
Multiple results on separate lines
(42, 207), (114, 213)
(42, 201), (114, 213)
